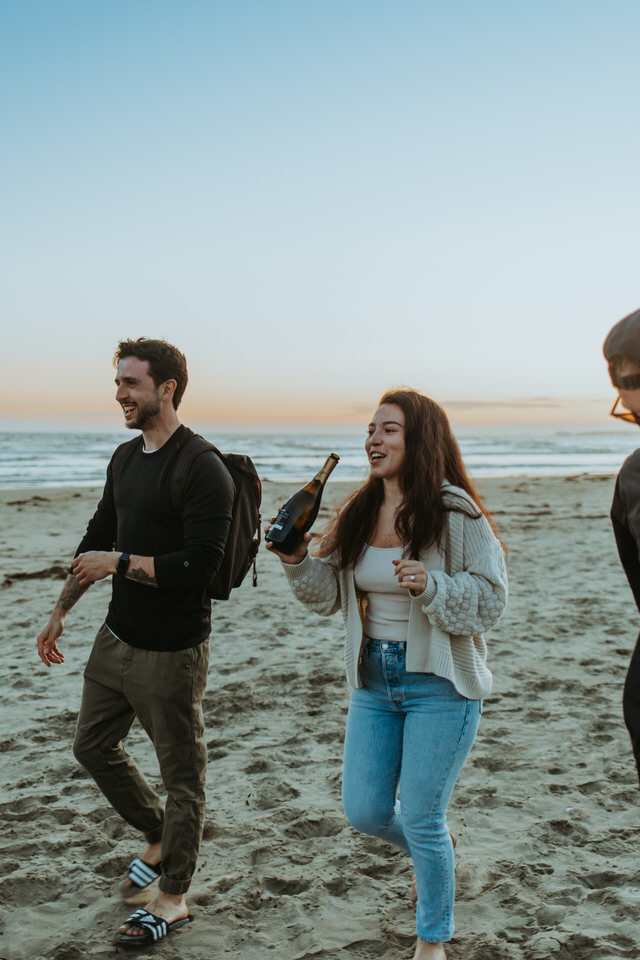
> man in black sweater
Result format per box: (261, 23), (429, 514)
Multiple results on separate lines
(604, 308), (640, 788)
(37, 338), (235, 946)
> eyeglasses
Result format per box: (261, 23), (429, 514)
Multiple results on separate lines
(610, 395), (640, 425)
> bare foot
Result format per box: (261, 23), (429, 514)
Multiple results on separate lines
(413, 940), (446, 960)
(117, 891), (189, 940)
(123, 841), (162, 889)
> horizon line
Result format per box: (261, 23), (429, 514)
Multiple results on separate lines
(0, 394), (618, 431)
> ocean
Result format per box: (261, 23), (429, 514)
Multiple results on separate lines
(1, 424), (639, 488)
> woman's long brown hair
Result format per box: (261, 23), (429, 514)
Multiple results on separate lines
(317, 389), (497, 567)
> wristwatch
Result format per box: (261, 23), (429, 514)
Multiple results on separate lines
(116, 552), (131, 578)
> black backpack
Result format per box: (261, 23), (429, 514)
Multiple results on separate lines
(171, 434), (262, 599)
(110, 431), (262, 600)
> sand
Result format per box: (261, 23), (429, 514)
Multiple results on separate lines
(1, 474), (639, 960)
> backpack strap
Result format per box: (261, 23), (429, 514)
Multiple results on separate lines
(110, 436), (142, 487)
(169, 433), (233, 514)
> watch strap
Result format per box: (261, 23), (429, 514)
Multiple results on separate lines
(117, 552), (131, 578)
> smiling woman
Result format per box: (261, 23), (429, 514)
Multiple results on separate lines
(266, 388), (507, 960)
(366, 404), (406, 487)
(318, 389), (497, 569)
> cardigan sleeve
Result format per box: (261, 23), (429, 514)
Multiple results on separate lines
(419, 510), (507, 635)
(280, 551), (342, 616)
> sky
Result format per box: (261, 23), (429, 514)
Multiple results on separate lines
(2, 0), (640, 428)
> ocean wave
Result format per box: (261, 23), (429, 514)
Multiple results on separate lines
(1, 428), (638, 488)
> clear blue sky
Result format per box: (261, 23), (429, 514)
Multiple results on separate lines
(2, 0), (639, 426)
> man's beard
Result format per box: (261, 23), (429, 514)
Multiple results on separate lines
(126, 396), (162, 430)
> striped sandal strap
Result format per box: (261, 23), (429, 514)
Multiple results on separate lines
(127, 858), (162, 889)
(123, 909), (168, 942)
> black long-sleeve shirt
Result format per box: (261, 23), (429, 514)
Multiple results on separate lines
(612, 448), (640, 613)
(76, 425), (235, 650)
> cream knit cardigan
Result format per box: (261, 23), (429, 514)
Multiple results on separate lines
(281, 484), (507, 700)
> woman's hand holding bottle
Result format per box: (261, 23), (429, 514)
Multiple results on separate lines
(265, 454), (339, 556)
(393, 558), (428, 595)
(264, 518), (311, 564)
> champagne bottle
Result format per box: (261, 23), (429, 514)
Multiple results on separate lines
(266, 453), (340, 555)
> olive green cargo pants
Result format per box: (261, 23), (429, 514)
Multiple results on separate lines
(73, 623), (209, 895)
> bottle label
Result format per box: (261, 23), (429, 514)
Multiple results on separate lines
(269, 523), (284, 532)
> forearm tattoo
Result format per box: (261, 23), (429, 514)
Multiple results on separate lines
(56, 574), (89, 613)
(126, 564), (159, 588)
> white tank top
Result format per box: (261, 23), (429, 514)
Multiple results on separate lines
(354, 545), (411, 642)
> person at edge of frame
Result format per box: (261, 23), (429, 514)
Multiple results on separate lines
(266, 388), (507, 960)
(604, 307), (640, 788)
(36, 337), (235, 948)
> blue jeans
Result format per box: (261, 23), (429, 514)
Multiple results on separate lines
(342, 639), (481, 943)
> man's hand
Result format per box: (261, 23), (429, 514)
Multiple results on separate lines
(36, 572), (89, 666)
(71, 551), (118, 587)
(37, 614), (66, 667)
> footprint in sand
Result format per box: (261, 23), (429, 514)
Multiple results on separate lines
(252, 779), (300, 810)
(262, 875), (311, 895)
(284, 814), (343, 839)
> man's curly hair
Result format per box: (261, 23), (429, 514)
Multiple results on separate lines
(113, 338), (188, 409)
